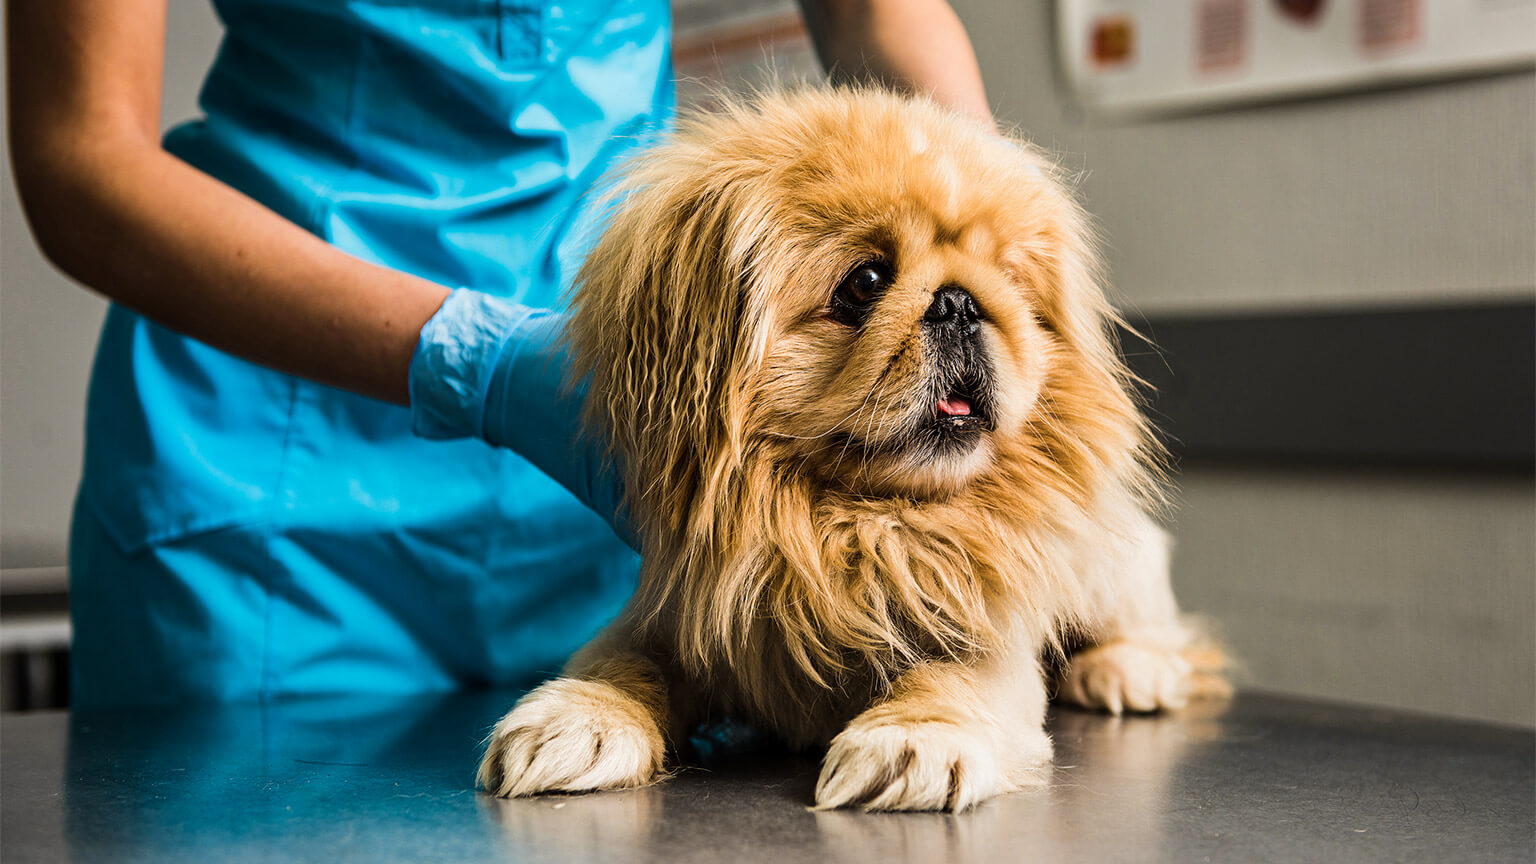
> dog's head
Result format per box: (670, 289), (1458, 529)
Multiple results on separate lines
(571, 89), (1153, 546)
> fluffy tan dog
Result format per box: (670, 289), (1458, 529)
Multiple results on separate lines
(478, 88), (1219, 811)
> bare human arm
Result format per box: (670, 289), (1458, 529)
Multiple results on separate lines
(797, 0), (994, 129)
(6, 0), (448, 406)
(8, 0), (993, 408)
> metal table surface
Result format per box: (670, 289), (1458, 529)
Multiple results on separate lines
(2, 689), (1531, 863)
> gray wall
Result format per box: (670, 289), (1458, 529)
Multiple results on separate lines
(955, 1), (1535, 725)
(962, 4), (1535, 314)
(3, 2), (1532, 725)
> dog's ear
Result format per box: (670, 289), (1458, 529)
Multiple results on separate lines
(570, 163), (765, 544)
(1002, 175), (1123, 379)
(1003, 168), (1162, 499)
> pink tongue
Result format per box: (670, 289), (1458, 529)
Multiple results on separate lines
(937, 396), (972, 417)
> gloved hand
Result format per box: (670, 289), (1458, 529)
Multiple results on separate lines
(409, 289), (630, 545)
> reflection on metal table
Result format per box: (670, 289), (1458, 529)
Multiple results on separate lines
(2, 689), (1531, 863)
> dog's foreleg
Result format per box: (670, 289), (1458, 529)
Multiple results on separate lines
(1057, 510), (1220, 714)
(813, 637), (1052, 812)
(477, 632), (670, 797)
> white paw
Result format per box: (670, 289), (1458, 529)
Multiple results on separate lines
(814, 717), (1050, 812)
(477, 678), (665, 797)
(1059, 641), (1191, 715)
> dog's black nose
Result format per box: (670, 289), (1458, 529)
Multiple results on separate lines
(924, 285), (982, 331)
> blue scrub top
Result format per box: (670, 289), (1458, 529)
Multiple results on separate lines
(69, 0), (672, 706)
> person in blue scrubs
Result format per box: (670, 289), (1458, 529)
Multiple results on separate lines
(8, 0), (998, 706)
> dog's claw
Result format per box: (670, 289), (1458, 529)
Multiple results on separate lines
(814, 718), (1048, 812)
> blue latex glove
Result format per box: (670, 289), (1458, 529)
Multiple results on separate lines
(410, 289), (631, 546)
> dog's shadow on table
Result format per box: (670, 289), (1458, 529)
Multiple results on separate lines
(675, 717), (825, 803)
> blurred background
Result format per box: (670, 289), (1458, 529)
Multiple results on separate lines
(3, 0), (1532, 724)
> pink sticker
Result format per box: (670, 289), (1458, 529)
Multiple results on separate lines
(1197, 0), (1248, 73)
(1359, 0), (1420, 51)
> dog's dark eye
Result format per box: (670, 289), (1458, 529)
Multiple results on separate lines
(838, 264), (891, 306)
(831, 262), (893, 326)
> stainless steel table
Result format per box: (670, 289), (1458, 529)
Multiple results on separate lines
(2, 689), (1530, 863)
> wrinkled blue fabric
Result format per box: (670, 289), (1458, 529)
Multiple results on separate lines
(409, 290), (629, 540)
(69, 0), (670, 707)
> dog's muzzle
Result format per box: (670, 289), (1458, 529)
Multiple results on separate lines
(918, 286), (994, 453)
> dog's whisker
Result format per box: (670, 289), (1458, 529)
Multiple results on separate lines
(829, 374), (885, 477)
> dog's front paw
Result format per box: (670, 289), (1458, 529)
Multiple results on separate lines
(814, 716), (1050, 812)
(477, 677), (666, 797)
(1059, 641), (1191, 715)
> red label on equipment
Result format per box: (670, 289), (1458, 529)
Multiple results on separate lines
(1273, 0), (1326, 26)
(1090, 15), (1137, 68)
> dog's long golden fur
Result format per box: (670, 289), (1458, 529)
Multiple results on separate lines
(480, 88), (1220, 810)
(569, 89), (1156, 734)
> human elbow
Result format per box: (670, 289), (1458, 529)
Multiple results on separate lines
(9, 136), (115, 282)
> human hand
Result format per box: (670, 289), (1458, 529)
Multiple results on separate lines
(410, 290), (630, 544)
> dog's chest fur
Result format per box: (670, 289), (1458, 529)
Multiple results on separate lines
(635, 485), (1116, 748)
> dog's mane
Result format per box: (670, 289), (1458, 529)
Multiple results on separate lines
(568, 89), (1165, 739)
